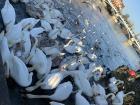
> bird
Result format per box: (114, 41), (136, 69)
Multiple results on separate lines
(111, 91), (135, 105)
(59, 28), (73, 39)
(50, 9), (64, 21)
(26, 81), (73, 101)
(1, 0), (16, 31)
(9, 52), (33, 87)
(75, 91), (90, 105)
(30, 27), (45, 37)
(50, 101), (65, 105)
(0, 36), (11, 77)
(26, 71), (70, 91)
(41, 19), (52, 32)
(48, 28), (60, 39)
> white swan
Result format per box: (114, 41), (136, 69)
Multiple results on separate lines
(87, 53), (97, 61)
(48, 28), (60, 39)
(5, 23), (22, 47)
(59, 28), (73, 39)
(64, 44), (83, 54)
(68, 70), (93, 97)
(26, 81), (73, 101)
(41, 47), (61, 56)
(41, 19), (52, 32)
(9, 53), (33, 87)
(111, 91), (135, 105)
(1, 0), (16, 30)
(75, 91), (90, 105)
(50, 9), (64, 21)
(26, 71), (70, 91)
(108, 77), (124, 93)
(27, 38), (52, 79)
(93, 83), (113, 105)
(18, 18), (40, 30)
(50, 101), (65, 105)
(30, 27), (45, 37)
(22, 30), (31, 59)
(0, 36), (11, 76)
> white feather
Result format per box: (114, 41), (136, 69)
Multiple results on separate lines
(30, 27), (45, 37)
(41, 19), (52, 32)
(48, 28), (60, 39)
(59, 28), (73, 39)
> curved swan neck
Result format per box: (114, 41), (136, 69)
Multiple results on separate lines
(106, 93), (115, 99)
(116, 80), (124, 85)
(124, 91), (135, 97)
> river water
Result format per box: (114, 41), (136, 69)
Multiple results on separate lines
(0, 0), (140, 105)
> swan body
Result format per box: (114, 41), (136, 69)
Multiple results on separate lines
(41, 19), (52, 32)
(0, 36), (11, 74)
(94, 95), (108, 105)
(10, 54), (33, 87)
(22, 30), (31, 59)
(69, 70), (93, 97)
(18, 18), (40, 30)
(5, 23), (22, 47)
(50, 9), (64, 20)
(112, 91), (135, 105)
(26, 81), (73, 101)
(59, 28), (73, 39)
(48, 19), (64, 29)
(30, 27), (45, 37)
(87, 53), (97, 61)
(28, 48), (52, 78)
(75, 92), (90, 105)
(64, 44), (83, 54)
(1, 0), (16, 30)
(50, 101), (65, 105)
(41, 47), (61, 56)
(48, 28), (60, 39)
(26, 71), (69, 91)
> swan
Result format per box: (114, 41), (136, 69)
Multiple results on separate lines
(108, 77), (124, 93)
(50, 101), (65, 105)
(30, 27), (45, 37)
(64, 44), (83, 54)
(26, 38), (52, 79)
(5, 23), (22, 47)
(50, 9), (64, 21)
(0, 36), (11, 77)
(48, 19), (64, 29)
(1, 0), (16, 31)
(41, 47), (61, 56)
(59, 28), (73, 39)
(22, 30), (31, 59)
(111, 91), (135, 105)
(75, 91), (90, 105)
(26, 81), (73, 101)
(18, 18), (40, 30)
(87, 53), (97, 61)
(68, 70), (93, 97)
(26, 71), (70, 91)
(93, 83), (113, 105)
(9, 53), (33, 87)
(48, 28), (61, 39)
(41, 19), (52, 32)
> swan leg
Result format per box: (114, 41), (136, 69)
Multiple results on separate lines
(25, 55), (33, 64)
(35, 74), (47, 85)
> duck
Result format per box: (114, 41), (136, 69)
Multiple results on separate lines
(111, 91), (135, 105)
(108, 77), (124, 93)
(59, 28), (73, 39)
(1, 0), (16, 31)
(75, 91), (90, 105)
(0, 36), (11, 77)
(26, 81), (73, 101)
(26, 71), (70, 91)
(50, 101), (65, 105)
(26, 37), (52, 79)
(41, 19), (52, 32)
(30, 27), (45, 37)
(9, 52), (33, 87)
(48, 28), (61, 39)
